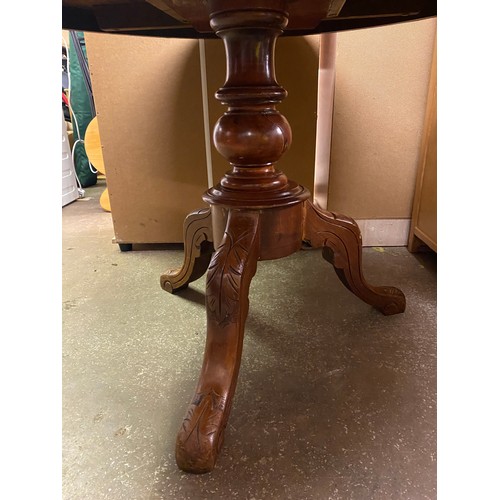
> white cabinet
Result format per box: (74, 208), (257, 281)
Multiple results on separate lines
(62, 111), (79, 207)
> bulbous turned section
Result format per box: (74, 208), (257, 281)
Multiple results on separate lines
(214, 109), (291, 167)
(203, 7), (309, 208)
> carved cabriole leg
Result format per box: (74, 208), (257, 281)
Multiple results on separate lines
(175, 209), (260, 473)
(303, 200), (406, 316)
(160, 208), (214, 293)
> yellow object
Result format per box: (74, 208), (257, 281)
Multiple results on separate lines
(84, 117), (105, 174)
(84, 117), (111, 212)
(99, 188), (111, 212)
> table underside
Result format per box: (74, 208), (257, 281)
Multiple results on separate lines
(63, 0), (436, 38)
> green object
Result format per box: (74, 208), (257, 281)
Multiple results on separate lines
(69, 31), (97, 188)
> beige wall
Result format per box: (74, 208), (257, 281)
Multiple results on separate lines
(327, 18), (437, 219)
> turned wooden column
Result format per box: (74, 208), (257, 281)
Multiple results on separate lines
(203, 5), (309, 212)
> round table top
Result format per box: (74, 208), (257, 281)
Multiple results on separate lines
(63, 0), (436, 39)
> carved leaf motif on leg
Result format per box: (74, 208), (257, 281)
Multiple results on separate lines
(175, 211), (260, 473)
(206, 229), (253, 328)
(180, 389), (227, 451)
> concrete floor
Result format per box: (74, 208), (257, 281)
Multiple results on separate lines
(62, 181), (436, 499)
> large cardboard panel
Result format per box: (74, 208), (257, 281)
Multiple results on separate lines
(327, 19), (437, 219)
(85, 33), (208, 243)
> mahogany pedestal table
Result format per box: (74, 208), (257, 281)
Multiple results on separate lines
(62, 0), (437, 474)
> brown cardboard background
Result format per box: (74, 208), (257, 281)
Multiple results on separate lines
(327, 18), (437, 219)
(85, 33), (208, 243)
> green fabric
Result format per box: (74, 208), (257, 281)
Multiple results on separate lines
(69, 32), (96, 188)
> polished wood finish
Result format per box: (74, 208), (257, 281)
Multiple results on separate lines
(202, 7), (309, 209)
(175, 209), (260, 473)
(211, 204), (304, 261)
(160, 208), (214, 293)
(304, 201), (406, 315)
(59, 0), (436, 475)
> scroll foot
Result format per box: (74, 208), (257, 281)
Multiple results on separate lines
(160, 208), (214, 293)
(304, 200), (405, 315)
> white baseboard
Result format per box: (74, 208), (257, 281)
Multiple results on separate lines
(355, 219), (411, 247)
